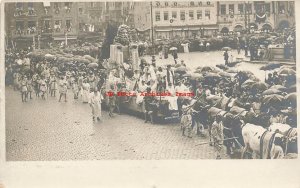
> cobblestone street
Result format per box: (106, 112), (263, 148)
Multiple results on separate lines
(6, 86), (228, 160)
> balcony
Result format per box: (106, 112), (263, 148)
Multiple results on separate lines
(14, 9), (37, 17)
(12, 28), (37, 38)
(41, 28), (53, 35)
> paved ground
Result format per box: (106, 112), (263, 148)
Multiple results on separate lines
(6, 87), (228, 160)
(143, 50), (268, 81)
(6, 50), (293, 161)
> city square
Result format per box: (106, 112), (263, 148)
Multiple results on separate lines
(4, 1), (297, 160)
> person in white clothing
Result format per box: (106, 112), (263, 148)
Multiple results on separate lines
(89, 88), (103, 122)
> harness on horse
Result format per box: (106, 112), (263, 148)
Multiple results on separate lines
(284, 127), (294, 155)
(260, 131), (277, 159)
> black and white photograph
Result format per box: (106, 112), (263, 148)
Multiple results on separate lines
(3, 0), (298, 162)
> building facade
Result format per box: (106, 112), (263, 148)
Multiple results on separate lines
(217, 1), (295, 33)
(150, 1), (218, 39)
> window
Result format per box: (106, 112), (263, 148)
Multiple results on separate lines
(246, 4), (252, 14)
(65, 2), (71, 13)
(66, 20), (72, 31)
(238, 4), (244, 14)
(197, 10), (202, 19)
(16, 21), (24, 30)
(172, 11), (177, 19)
(28, 2), (35, 15)
(27, 21), (36, 34)
(190, 1), (194, 6)
(220, 5), (226, 15)
(164, 11), (169, 21)
(229, 4), (234, 14)
(28, 2), (33, 9)
(28, 21), (36, 28)
(265, 3), (270, 13)
(165, 2), (168, 6)
(205, 10), (210, 19)
(198, 2), (202, 6)
(44, 20), (50, 30)
(189, 10), (194, 20)
(54, 20), (62, 32)
(155, 11), (160, 21)
(79, 8), (83, 14)
(180, 11), (185, 20)
(16, 2), (23, 9)
(54, 3), (59, 9)
(90, 2), (95, 8)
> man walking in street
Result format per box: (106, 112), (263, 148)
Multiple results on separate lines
(211, 114), (224, 159)
(89, 88), (103, 122)
(223, 49), (229, 65)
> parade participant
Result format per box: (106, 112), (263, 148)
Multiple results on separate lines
(72, 78), (79, 99)
(166, 65), (174, 89)
(20, 75), (28, 102)
(27, 77), (33, 100)
(223, 49), (229, 65)
(49, 75), (58, 97)
(39, 77), (47, 100)
(206, 42), (210, 51)
(195, 83), (203, 99)
(211, 114), (224, 159)
(144, 87), (156, 124)
(78, 73), (84, 92)
(89, 88), (103, 122)
(181, 100), (193, 138)
(180, 60), (186, 67)
(13, 71), (20, 91)
(82, 79), (90, 103)
(108, 84), (116, 117)
(58, 76), (67, 102)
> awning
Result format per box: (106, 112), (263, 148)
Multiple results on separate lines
(43, 2), (50, 7)
(53, 36), (77, 40)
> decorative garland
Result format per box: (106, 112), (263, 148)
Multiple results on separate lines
(255, 13), (266, 24)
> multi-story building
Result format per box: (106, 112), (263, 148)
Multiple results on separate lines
(150, 1), (218, 39)
(273, 1), (295, 29)
(5, 2), (109, 49)
(217, 1), (295, 34)
(133, 1), (219, 40)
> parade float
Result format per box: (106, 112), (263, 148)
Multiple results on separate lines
(103, 24), (179, 122)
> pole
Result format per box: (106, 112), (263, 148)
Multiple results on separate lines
(38, 35), (40, 49)
(244, 1), (247, 32)
(150, 1), (154, 55)
(33, 35), (35, 51)
(65, 32), (68, 46)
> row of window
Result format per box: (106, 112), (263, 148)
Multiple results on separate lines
(220, 3), (272, 15)
(155, 10), (211, 21)
(155, 1), (212, 7)
(15, 2), (72, 9)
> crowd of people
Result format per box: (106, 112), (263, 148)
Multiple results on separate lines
(5, 25), (297, 159)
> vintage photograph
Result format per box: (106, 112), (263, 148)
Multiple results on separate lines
(4, 1), (297, 160)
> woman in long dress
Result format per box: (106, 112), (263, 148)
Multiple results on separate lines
(82, 80), (90, 103)
(20, 76), (28, 102)
(39, 77), (47, 100)
(89, 88), (103, 121)
(58, 77), (67, 102)
(49, 75), (57, 97)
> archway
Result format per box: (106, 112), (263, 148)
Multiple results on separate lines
(261, 24), (272, 32)
(220, 27), (229, 33)
(249, 23), (258, 30)
(234, 25), (243, 32)
(278, 20), (290, 30)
